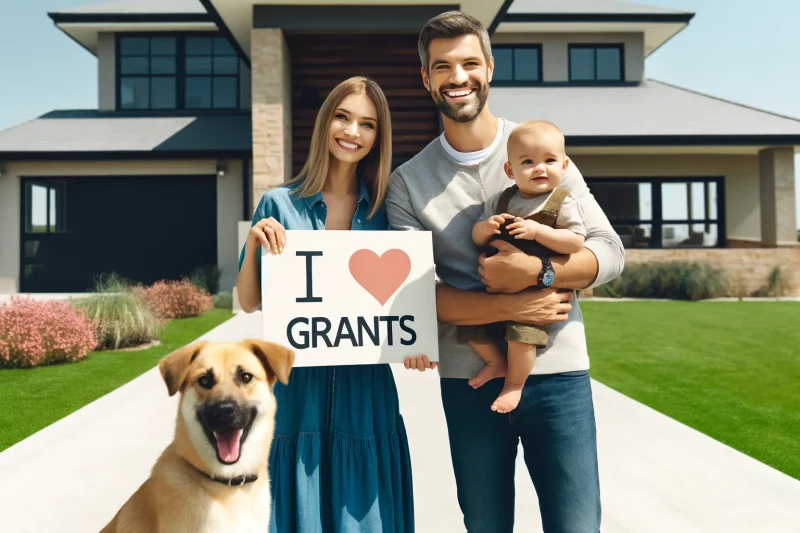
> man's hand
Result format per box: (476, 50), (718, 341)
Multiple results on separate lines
(504, 288), (574, 326)
(507, 218), (541, 241)
(404, 355), (438, 372)
(478, 240), (541, 293)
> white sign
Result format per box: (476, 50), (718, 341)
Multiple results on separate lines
(261, 230), (439, 367)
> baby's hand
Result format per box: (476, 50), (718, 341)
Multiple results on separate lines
(403, 355), (438, 372)
(485, 214), (515, 236)
(507, 218), (540, 241)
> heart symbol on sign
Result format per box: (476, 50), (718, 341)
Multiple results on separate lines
(349, 249), (411, 306)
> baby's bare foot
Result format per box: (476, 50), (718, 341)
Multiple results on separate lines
(468, 359), (508, 389)
(491, 382), (524, 413)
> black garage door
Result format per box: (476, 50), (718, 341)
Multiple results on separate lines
(20, 175), (217, 293)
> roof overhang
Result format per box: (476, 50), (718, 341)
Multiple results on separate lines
(200, 0), (509, 68)
(48, 13), (218, 55)
(567, 145), (800, 156)
(494, 18), (691, 56)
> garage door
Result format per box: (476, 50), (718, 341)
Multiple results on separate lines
(20, 175), (217, 293)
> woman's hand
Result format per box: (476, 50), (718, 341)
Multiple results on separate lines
(248, 217), (286, 255)
(403, 355), (438, 372)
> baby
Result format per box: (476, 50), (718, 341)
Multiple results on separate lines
(466, 120), (587, 413)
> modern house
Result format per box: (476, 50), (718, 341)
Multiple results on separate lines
(0, 0), (798, 296)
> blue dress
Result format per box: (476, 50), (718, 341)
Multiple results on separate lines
(238, 181), (414, 533)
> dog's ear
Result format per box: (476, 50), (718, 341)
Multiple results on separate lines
(159, 341), (206, 396)
(241, 340), (295, 386)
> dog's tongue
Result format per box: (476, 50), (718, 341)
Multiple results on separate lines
(214, 429), (243, 463)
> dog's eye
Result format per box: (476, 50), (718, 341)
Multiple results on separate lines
(241, 372), (253, 384)
(197, 374), (214, 389)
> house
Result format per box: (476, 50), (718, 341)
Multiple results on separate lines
(0, 0), (798, 296)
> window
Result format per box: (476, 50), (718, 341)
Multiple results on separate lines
(587, 178), (724, 248)
(25, 181), (66, 234)
(492, 46), (542, 85)
(118, 35), (239, 110)
(569, 45), (623, 82)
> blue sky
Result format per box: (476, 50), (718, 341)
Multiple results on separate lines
(1, 0), (799, 229)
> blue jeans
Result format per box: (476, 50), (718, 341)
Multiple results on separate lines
(441, 371), (601, 533)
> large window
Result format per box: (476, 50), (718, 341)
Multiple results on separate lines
(569, 45), (623, 82)
(587, 178), (724, 248)
(118, 35), (239, 110)
(492, 46), (542, 85)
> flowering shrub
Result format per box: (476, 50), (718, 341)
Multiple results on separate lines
(0, 297), (97, 368)
(141, 280), (213, 319)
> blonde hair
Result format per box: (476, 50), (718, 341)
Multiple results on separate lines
(286, 76), (392, 219)
(508, 120), (566, 155)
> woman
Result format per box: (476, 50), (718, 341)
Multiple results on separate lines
(236, 77), (413, 533)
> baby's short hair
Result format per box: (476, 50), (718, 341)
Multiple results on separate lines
(507, 120), (566, 156)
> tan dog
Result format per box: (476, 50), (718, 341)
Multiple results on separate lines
(100, 339), (294, 533)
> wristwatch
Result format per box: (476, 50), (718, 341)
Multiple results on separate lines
(537, 257), (556, 288)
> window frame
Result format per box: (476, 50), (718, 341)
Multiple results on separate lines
(585, 177), (726, 249)
(116, 32), (240, 111)
(23, 179), (67, 235)
(568, 43), (625, 83)
(490, 44), (543, 87)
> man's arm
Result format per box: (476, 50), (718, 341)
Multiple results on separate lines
(436, 284), (574, 326)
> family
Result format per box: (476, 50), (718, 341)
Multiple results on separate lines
(236, 10), (625, 533)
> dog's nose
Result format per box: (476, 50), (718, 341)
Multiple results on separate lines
(208, 401), (238, 423)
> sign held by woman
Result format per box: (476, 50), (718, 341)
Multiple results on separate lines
(261, 230), (438, 367)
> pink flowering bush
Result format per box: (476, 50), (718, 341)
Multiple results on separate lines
(141, 280), (213, 319)
(0, 297), (97, 368)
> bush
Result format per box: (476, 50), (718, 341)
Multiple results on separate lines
(593, 260), (728, 301)
(189, 264), (221, 295)
(73, 284), (164, 350)
(141, 280), (213, 319)
(213, 291), (233, 309)
(0, 297), (97, 368)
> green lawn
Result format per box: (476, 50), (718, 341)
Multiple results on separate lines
(582, 301), (800, 480)
(0, 309), (233, 452)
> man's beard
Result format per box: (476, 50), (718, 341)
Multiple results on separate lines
(433, 82), (488, 123)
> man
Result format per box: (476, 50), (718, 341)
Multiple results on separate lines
(387, 11), (625, 533)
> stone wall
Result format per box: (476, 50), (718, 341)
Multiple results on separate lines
(624, 247), (800, 296)
(251, 28), (292, 210)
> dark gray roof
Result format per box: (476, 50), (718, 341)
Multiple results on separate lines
(508, 0), (690, 16)
(53, 0), (206, 15)
(0, 111), (251, 158)
(487, 80), (800, 143)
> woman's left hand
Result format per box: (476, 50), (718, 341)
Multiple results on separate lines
(403, 355), (438, 371)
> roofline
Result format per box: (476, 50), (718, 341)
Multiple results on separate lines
(197, 0), (250, 68)
(502, 13), (695, 24)
(48, 12), (213, 24)
(487, 0), (516, 36)
(565, 135), (800, 147)
(0, 150), (252, 162)
(650, 79), (800, 125)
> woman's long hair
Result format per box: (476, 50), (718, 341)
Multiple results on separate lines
(286, 76), (392, 219)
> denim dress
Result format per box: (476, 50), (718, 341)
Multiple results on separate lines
(238, 181), (414, 533)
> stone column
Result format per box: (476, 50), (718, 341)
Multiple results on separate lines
(758, 147), (797, 246)
(251, 28), (292, 210)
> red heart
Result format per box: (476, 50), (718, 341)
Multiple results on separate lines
(349, 249), (411, 306)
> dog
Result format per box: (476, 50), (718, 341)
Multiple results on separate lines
(100, 339), (294, 533)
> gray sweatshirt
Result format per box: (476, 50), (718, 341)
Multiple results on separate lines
(386, 119), (625, 379)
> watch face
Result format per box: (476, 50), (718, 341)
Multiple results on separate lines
(542, 269), (556, 287)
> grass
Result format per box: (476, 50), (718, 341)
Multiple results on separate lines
(0, 309), (233, 452)
(582, 301), (800, 480)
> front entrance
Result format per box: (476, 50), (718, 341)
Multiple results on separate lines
(20, 175), (217, 293)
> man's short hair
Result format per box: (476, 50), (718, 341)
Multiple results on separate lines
(417, 11), (492, 72)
